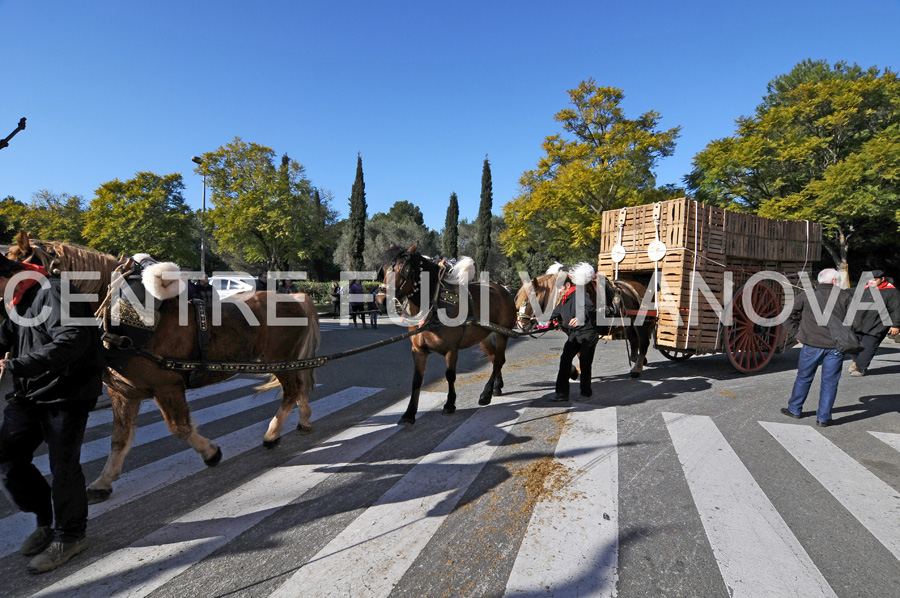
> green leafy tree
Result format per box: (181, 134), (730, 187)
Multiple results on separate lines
(475, 158), (493, 271)
(442, 192), (459, 258)
(502, 79), (680, 263)
(347, 154), (367, 271)
(197, 138), (338, 272)
(333, 200), (437, 271)
(82, 172), (196, 264)
(24, 190), (86, 243)
(688, 60), (900, 273)
(0, 196), (29, 243)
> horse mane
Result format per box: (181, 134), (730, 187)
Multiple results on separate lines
(44, 242), (121, 305)
(515, 270), (567, 311)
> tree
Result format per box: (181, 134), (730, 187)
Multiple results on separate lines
(82, 172), (196, 264)
(475, 158), (493, 272)
(348, 154), (367, 271)
(198, 138), (338, 273)
(0, 196), (30, 243)
(442, 192), (459, 258)
(24, 190), (86, 243)
(688, 60), (900, 274)
(501, 79), (680, 263)
(333, 200), (437, 271)
(459, 215), (512, 283)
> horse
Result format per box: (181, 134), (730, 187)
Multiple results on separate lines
(515, 263), (654, 378)
(8, 231), (320, 503)
(379, 243), (517, 425)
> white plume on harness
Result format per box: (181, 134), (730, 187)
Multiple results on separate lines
(569, 262), (595, 286)
(445, 256), (475, 285)
(545, 262), (565, 275)
(142, 262), (185, 300)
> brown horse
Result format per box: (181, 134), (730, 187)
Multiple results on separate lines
(379, 243), (517, 425)
(515, 265), (655, 378)
(8, 232), (320, 503)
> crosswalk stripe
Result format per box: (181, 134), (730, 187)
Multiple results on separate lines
(85, 377), (261, 429)
(762, 421), (900, 561)
(505, 404), (619, 596)
(0, 387), (383, 560)
(36, 387), (283, 475)
(30, 392), (445, 598)
(870, 431), (900, 454)
(270, 394), (530, 598)
(664, 413), (836, 598)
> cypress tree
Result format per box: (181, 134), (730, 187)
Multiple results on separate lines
(443, 192), (459, 258)
(348, 153), (367, 270)
(475, 157), (493, 272)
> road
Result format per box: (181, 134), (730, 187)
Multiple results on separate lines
(1, 316), (899, 597)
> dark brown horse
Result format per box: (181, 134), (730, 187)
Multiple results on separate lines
(515, 265), (655, 378)
(379, 243), (517, 425)
(8, 232), (320, 503)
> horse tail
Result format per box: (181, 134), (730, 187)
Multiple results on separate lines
(255, 294), (321, 396)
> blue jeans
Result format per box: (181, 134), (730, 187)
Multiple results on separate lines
(788, 345), (844, 423)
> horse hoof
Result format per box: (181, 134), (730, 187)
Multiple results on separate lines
(493, 388), (503, 396)
(296, 423), (313, 435)
(262, 437), (281, 450)
(569, 371), (579, 381)
(204, 446), (223, 466)
(398, 417), (415, 426)
(478, 396), (493, 406)
(442, 405), (456, 415)
(86, 487), (112, 504)
(629, 371), (642, 379)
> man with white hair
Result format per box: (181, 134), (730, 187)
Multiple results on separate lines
(781, 268), (857, 426)
(548, 263), (599, 401)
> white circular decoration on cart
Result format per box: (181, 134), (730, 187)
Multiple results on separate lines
(647, 240), (667, 262)
(611, 244), (627, 263)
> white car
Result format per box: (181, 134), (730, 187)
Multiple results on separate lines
(209, 275), (256, 299)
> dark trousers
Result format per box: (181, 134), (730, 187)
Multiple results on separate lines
(0, 399), (94, 541)
(555, 338), (597, 396)
(853, 330), (888, 373)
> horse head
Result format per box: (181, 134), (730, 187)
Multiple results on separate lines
(7, 230), (61, 274)
(380, 242), (423, 301)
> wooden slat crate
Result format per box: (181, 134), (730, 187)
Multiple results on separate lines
(598, 198), (822, 354)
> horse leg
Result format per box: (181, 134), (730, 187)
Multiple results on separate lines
(443, 351), (458, 415)
(627, 325), (649, 378)
(478, 334), (508, 405)
(154, 386), (222, 465)
(400, 349), (428, 426)
(262, 372), (313, 449)
(87, 388), (140, 504)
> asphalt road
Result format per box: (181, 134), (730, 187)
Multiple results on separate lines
(1, 316), (899, 597)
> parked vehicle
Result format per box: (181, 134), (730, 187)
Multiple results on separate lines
(209, 275), (256, 299)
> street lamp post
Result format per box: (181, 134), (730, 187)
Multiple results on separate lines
(191, 156), (206, 275)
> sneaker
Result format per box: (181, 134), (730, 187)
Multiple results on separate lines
(19, 526), (54, 557)
(551, 393), (569, 402)
(850, 370), (864, 377)
(849, 362), (858, 373)
(27, 539), (88, 574)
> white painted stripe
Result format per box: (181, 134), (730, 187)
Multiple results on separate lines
(86, 377), (261, 429)
(664, 413), (836, 598)
(0, 387), (382, 559)
(270, 396), (530, 598)
(505, 405), (619, 597)
(31, 392), (444, 598)
(35, 388), (284, 475)
(763, 421), (900, 561)
(870, 431), (900, 454)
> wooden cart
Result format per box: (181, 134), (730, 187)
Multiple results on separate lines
(597, 198), (823, 373)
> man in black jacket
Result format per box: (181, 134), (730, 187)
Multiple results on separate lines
(0, 255), (104, 574)
(850, 270), (900, 377)
(781, 268), (856, 427)
(549, 263), (600, 401)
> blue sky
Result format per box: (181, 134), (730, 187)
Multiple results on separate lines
(1, 1), (898, 232)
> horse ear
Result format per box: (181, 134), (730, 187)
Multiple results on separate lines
(407, 242), (418, 254)
(16, 229), (31, 251)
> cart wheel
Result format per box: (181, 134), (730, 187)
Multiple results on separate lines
(726, 281), (782, 373)
(658, 347), (695, 362)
